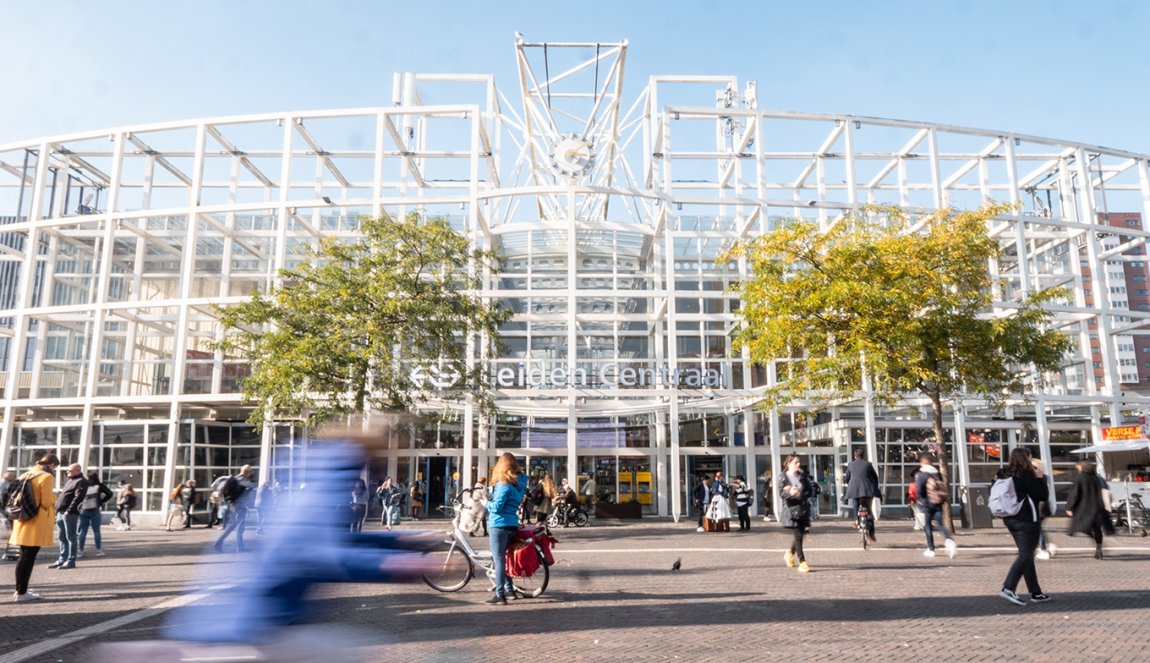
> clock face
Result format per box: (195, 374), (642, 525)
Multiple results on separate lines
(550, 135), (594, 178)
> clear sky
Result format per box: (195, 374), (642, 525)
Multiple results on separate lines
(1, 1), (1147, 152)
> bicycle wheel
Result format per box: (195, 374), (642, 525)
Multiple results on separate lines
(572, 510), (589, 527)
(511, 546), (550, 598)
(422, 540), (473, 592)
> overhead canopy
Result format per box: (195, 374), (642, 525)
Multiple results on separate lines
(1071, 439), (1150, 454)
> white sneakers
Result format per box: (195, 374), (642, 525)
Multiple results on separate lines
(924, 540), (957, 558)
(13, 591), (42, 603)
(1036, 550), (1051, 560)
(695, 526), (704, 532)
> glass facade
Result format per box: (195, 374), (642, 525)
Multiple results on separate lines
(2, 39), (1148, 516)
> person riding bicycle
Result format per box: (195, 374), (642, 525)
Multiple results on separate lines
(844, 448), (880, 543)
(550, 479), (579, 527)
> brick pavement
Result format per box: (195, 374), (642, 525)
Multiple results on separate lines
(2, 515), (1149, 662)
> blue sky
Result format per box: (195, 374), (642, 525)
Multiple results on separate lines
(1, 1), (1147, 152)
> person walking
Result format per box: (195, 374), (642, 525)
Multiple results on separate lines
(1, 470), (17, 561)
(997, 448), (1051, 606)
(1065, 460), (1114, 560)
(581, 475), (597, 515)
(409, 475), (425, 521)
(731, 475), (753, 531)
(9, 454), (59, 601)
(758, 471), (773, 522)
(377, 477), (402, 530)
(49, 463), (88, 570)
(349, 478), (369, 533)
(213, 465), (255, 553)
(779, 455), (814, 572)
(165, 480), (190, 532)
(534, 475), (557, 525)
(692, 475), (713, 532)
(114, 482), (137, 531)
(915, 454), (957, 558)
(483, 452), (526, 605)
(844, 449), (881, 543)
(181, 480), (199, 529)
(471, 476), (489, 536)
(206, 474), (230, 528)
(1031, 458), (1057, 560)
(77, 471), (114, 558)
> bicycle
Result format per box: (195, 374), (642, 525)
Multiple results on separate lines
(856, 502), (871, 550)
(422, 503), (552, 597)
(546, 500), (589, 528)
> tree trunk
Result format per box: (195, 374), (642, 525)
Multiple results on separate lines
(928, 388), (956, 532)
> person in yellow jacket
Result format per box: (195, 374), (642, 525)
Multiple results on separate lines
(9, 453), (60, 602)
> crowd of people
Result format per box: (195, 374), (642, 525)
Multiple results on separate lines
(1, 445), (1130, 607)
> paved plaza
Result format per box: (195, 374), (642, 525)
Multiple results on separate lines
(1, 515), (1148, 662)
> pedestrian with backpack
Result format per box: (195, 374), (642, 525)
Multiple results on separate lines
(8, 453), (59, 602)
(914, 454), (957, 558)
(996, 448), (1051, 606)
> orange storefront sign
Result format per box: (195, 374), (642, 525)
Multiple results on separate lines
(1101, 425), (1143, 442)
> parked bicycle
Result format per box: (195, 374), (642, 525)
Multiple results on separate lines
(422, 501), (553, 597)
(1112, 492), (1150, 537)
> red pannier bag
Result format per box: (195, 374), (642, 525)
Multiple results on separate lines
(506, 526), (557, 577)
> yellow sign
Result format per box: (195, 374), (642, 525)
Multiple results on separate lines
(1102, 425), (1143, 442)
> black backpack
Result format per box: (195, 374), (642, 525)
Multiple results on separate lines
(220, 476), (243, 503)
(5, 472), (44, 521)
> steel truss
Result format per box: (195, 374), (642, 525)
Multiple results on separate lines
(1, 37), (1149, 519)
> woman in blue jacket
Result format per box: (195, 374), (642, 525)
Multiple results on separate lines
(485, 452), (526, 605)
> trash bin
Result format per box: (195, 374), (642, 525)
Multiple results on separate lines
(962, 485), (993, 529)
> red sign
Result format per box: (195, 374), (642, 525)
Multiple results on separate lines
(1102, 425), (1143, 442)
(967, 432), (1000, 458)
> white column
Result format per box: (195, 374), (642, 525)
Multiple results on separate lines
(655, 409), (668, 517)
(742, 407), (757, 515)
(954, 403), (971, 490)
(669, 398), (681, 523)
(1034, 395), (1056, 508)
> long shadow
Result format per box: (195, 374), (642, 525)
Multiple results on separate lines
(299, 589), (1150, 645)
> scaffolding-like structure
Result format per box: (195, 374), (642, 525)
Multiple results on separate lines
(2, 37), (1149, 518)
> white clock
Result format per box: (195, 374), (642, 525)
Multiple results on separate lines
(549, 135), (594, 178)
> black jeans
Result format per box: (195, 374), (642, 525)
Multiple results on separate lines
(789, 526), (807, 562)
(15, 545), (40, 594)
(1003, 517), (1043, 595)
(736, 505), (750, 530)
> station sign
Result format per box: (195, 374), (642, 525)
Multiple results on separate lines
(410, 362), (723, 390)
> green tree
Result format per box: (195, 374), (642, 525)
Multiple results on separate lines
(216, 213), (508, 428)
(725, 203), (1073, 530)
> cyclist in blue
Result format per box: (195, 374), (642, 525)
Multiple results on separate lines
(483, 452), (527, 605)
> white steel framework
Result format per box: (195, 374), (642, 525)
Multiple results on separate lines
(2, 37), (1150, 518)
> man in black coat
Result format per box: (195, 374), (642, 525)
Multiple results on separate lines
(844, 449), (881, 542)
